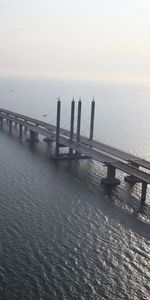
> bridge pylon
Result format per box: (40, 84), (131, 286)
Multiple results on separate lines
(89, 98), (95, 141)
(50, 99), (89, 160)
(69, 98), (75, 155)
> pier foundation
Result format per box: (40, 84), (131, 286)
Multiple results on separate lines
(26, 130), (39, 143)
(124, 162), (140, 183)
(43, 136), (55, 143)
(101, 165), (120, 186)
(124, 175), (141, 184)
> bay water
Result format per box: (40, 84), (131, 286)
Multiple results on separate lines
(0, 77), (149, 299)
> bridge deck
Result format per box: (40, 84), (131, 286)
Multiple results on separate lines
(0, 109), (150, 184)
(65, 142), (150, 184)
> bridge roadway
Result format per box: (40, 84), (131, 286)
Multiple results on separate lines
(0, 109), (150, 185)
(0, 108), (150, 172)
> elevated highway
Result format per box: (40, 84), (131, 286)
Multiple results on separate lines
(0, 102), (149, 204)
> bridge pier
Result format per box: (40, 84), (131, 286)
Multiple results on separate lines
(9, 120), (12, 132)
(0, 117), (3, 128)
(19, 124), (23, 138)
(124, 162), (140, 183)
(101, 165), (120, 186)
(26, 130), (39, 143)
(141, 182), (147, 204)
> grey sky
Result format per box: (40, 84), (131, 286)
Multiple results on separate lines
(0, 0), (150, 83)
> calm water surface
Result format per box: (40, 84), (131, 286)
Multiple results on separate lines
(0, 77), (150, 299)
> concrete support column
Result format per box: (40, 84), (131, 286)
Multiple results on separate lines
(15, 122), (17, 127)
(101, 165), (120, 186)
(89, 98), (95, 141)
(26, 130), (39, 143)
(19, 124), (23, 138)
(124, 162), (140, 183)
(0, 117), (3, 128)
(55, 99), (61, 157)
(30, 130), (38, 139)
(141, 182), (147, 204)
(9, 120), (12, 132)
(69, 99), (75, 155)
(24, 126), (27, 133)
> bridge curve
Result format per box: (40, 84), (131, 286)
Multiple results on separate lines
(0, 102), (149, 204)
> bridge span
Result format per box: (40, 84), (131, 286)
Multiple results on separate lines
(0, 100), (150, 204)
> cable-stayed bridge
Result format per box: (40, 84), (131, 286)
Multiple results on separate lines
(0, 100), (150, 204)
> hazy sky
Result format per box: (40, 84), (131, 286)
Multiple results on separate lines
(0, 0), (150, 83)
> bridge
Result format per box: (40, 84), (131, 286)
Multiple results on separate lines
(0, 99), (150, 204)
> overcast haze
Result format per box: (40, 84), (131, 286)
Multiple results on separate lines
(0, 0), (150, 83)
